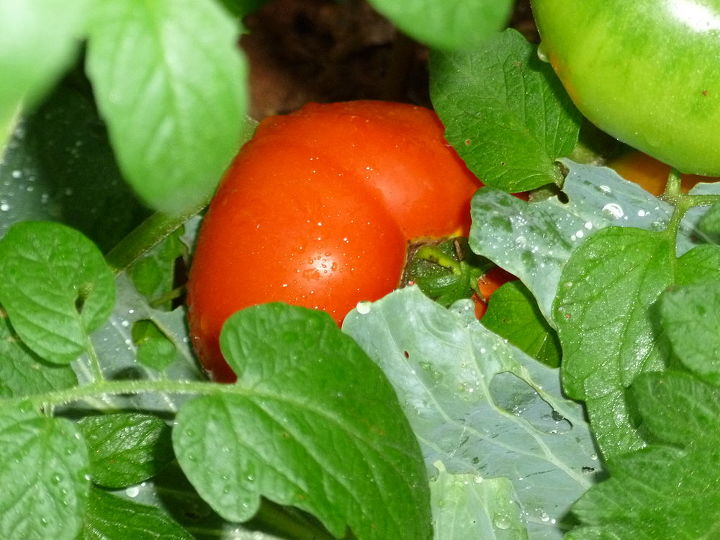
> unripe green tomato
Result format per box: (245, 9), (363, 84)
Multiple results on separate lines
(531, 0), (720, 176)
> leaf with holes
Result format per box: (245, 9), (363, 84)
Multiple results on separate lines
(85, 0), (248, 213)
(173, 303), (431, 540)
(0, 221), (115, 364)
(0, 402), (90, 539)
(344, 287), (597, 539)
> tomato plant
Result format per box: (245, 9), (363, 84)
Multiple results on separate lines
(187, 101), (482, 381)
(608, 150), (714, 196)
(532, 0), (720, 176)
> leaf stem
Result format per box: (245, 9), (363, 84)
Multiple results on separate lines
(104, 200), (208, 273)
(19, 379), (238, 411)
(84, 339), (105, 383)
(661, 167), (683, 202)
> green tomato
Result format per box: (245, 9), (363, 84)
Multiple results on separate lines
(531, 0), (720, 176)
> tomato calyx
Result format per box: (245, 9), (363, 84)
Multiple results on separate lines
(402, 237), (494, 311)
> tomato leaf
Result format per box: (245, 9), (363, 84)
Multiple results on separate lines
(482, 280), (561, 368)
(367, 0), (512, 51)
(554, 231), (720, 459)
(0, 313), (77, 397)
(0, 222), (115, 364)
(431, 29), (582, 192)
(77, 413), (174, 489)
(82, 488), (192, 540)
(430, 462), (526, 540)
(0, 77), (149, 251)
(469, 160), (720, 323)
(85, 0), (248, 213)
(344, 287), (598, 539)
(174, 304), (431, 540)
(568, 372), (720, 538)
(660, 281), (720, 385)
(0, 0), (89, 149)
(0, 403), (90, 540)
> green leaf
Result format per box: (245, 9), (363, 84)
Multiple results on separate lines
(174, 304), (431, 540)
(698, 202), (720, 240)
(569, 372), (720, 538)
(0, 403), (90, 540)
(0, 222), (116, 364)
(555, 231), (720, 459)
(482, 280), (561, 368)
(78, 413), (174, 489)
(86, 0), (248, 213)
(0, 311), (77, 397)
(344, 287), (598, 540)
(431, 30), (582, 192)
(82, 488), (192, 540)
(0, 0), (89, 147)
(554, 227), (671, 457)
(132, 320), (178, 372)
(128, 227), (186, 309)
(430, 462), (527, 540)
(367, 0), (512, 50)
(660, 281), (720, 384)
(0, 75), (150, 251)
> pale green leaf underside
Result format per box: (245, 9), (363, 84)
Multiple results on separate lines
(344, 288), (598, 539)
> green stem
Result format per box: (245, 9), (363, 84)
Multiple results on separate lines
(662, 167), (683, 202)
(20, 379), (236, 411)
(84, 339), (105, 383)
(104, 199), (208, 273)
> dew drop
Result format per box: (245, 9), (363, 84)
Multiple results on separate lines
(355, 302), (371, 315)
(125, 486), (140, 498)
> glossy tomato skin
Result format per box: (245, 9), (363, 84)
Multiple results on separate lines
(532, 0), (720, 176)
(250, 101), (482, 239)
(608, 151), (715, 197)
(188, 101), (480, 381)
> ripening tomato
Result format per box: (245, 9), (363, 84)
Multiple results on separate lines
(608, 151), (715, 197)
(187, 101), (482, 381)
(532, 0), (720, 176)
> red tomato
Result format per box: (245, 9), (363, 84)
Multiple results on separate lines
(187, 101), (482, 382)
(473, 267), (517, 319)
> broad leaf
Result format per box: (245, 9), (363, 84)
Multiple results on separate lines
(82, 488), (192, 540)
(0, 312), (77, 397)
(430, 462), (527, 540)
(431, 30), (581, 192)
(174, 304), (431, 540)
(368, 0), (513, 50)
(482, 280), (561, 367)
(86, 0), (248, 213)
(569, 372), (720, 538)
(0, 403), (90, 540)
(554, 232), (720, 459)
(0, 222), (115, 364)
(344, 287), (598, 539)
(78, 413), (174, 489)
(660, 280), (720, 385)
(0, 0), (89, 148)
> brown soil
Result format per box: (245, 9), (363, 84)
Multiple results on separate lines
(241, 0), (537, 119)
